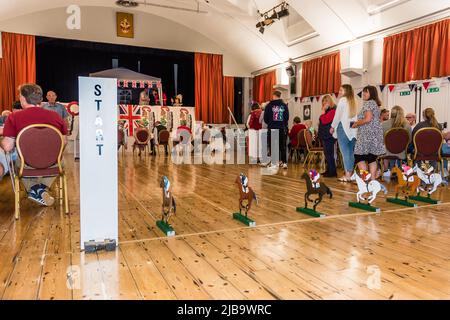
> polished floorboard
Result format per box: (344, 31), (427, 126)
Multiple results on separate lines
(0, 153), (449, 300)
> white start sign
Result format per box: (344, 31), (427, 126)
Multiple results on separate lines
(79, 77), (118, 250)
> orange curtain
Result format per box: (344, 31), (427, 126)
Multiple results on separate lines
(222, 76), (234, 122)
(195, 52), (224, 124)
(301, 51), (341, 97)
(383, 19), (450, 84)
(0, 32), (36, 112)
(252, 70), (276, 103)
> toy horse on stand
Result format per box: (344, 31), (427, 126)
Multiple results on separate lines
(410, 162), (446, 204)
(297, 170), (332, 217)
(387, 165), (421, 207)
(233, 173), (258, 226)
(349, 170), (387, 212)
(156, 176), (177, 236)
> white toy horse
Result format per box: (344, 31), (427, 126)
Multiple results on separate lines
(351, 170), (387, 204)
(413, 163), (447, 195)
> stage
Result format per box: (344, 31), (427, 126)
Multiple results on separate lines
(0, 154), (449, 299)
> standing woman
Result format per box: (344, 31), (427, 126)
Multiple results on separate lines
(352, 85), (385, 180)
(319, 95), (337, 177)
(330, 84), (358, 182)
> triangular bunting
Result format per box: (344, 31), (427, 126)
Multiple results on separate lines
(379, 85), (386, 93)
(433, 77), (443, 87)
(422, 81), (431, 90)
(334, 92), (339, 98)
(408, 84), (416, 91)
(310, 97), (314, 102)
(357, 91), (362, 98)
(294, 97), (298, 102)
(388, 85), (395, 92)
(447, 76), (450, 83)
(316, 96), (320, 102)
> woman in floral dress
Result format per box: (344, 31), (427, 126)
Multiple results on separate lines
(351, 85), (385, 180)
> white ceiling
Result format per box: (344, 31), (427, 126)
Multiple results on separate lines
(0, 0), (449, 74)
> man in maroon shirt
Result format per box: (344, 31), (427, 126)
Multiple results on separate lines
(0, 84), (68, 206)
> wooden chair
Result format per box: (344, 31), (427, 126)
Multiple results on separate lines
(14, 124), (68, 219)
(158, 130), (170, 156)
(379, 127), (410, 176)
(413, 127), (443, 174)
(133, 128), (150, 156)
(301, 129), (325, 170)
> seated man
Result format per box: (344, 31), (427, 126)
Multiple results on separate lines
(1, 83), (68, 206)
(41, 90), (70, 126)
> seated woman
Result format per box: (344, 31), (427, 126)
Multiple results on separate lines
(288, 116), (306, 154)
(412, 107), (442, 138)
(382, 105), (411, 177)
(409, 107), (442, 166)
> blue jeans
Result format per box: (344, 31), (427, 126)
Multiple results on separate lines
(442, 144), (450, 169)
(336, 123), (356, 173)
(0, 149), (17, 178)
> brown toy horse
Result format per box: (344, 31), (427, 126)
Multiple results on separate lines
(236, 173), (258, 217)
(391, 166), (421, 201)
(301, 172), (332, 211)
(160, 176), (176, 224)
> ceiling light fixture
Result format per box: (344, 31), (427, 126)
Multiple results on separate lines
(255, 1), (290, 34)
(116, 0), (139, 7)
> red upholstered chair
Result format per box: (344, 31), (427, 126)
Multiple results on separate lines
(379, 127), (410, 174)
(133, 128), (150, 156)
(413, 127), (443, 173)
(15, 124), (68, 219)
(158, 130), (170, 156)
(302, 129), (325, 170)
(291, 130), (307, 163)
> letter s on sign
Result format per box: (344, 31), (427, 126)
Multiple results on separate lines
(94, 84), (102, 96)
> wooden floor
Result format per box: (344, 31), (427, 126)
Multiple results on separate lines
(0, 152), (449, 300)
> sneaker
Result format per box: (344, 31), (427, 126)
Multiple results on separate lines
(383, 170), (391, 177)
(28, 191), (47, 206)
(41, 191), (55, 207)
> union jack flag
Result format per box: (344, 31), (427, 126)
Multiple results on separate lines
(119, 104), (142, 136)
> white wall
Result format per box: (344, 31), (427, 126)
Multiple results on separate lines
(0, 6), (250, 76)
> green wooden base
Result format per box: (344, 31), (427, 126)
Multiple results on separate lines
(296, 207), (326, 218)
(233, 213), (256, 227)
(409, 195), (441, 204)
(156, 220), (175, 237)
(349, 202), (380, 213)
(386, 198), (417, 208)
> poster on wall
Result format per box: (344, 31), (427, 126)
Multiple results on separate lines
(303, 105), (311, 121)
(116, 12), (134, 38)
